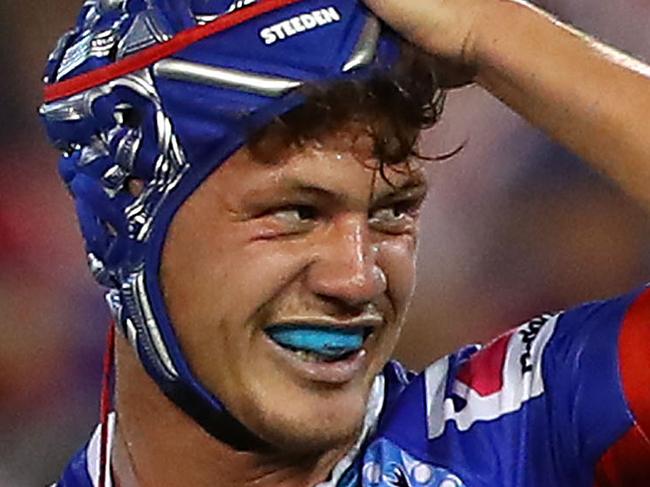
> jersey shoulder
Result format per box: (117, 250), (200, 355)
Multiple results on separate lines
(369, 286), (650, 486)
(377, 310), (559, 448)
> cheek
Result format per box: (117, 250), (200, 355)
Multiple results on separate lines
(162, 233), (313, 338)
(159, 218), (252, 366)
(161, 231), (230, 326)
(377, 236), (417, 311)
(161, 238), (314, 388)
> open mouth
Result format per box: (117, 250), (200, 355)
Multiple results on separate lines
(264, 325), (374, 363)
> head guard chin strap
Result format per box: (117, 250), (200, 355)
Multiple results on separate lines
(41, 0), (401, 449)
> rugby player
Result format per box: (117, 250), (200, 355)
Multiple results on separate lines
(41, 0), (650, 485)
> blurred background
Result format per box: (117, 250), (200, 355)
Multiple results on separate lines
(1, 0), (649, 485)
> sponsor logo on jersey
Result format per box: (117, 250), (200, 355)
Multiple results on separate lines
(518, 314), (549, 374)
(259, 7), (342, 45)
(425, 313), (559, 439)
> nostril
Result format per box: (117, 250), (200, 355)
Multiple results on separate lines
(313, 294), (374, 317)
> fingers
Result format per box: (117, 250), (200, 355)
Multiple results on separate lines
(362, 0), (486, 65)
(362, 0), (482, 86)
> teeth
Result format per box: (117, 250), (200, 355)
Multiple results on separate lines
(293, 349), (355, 363)
(295, 350), (319, 362)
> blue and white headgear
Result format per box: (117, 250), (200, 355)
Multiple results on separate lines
(41, 0), (402, 447)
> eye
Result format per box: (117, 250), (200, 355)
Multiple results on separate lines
(259, 204), (320, 237)
(369, 200), (420, 234)
(271, 205), (317, 223)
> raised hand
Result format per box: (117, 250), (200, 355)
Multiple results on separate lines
(365, 0), (650, 211)
(364, 0), (484, 58)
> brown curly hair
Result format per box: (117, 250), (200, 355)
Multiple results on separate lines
(251, 42), (450, 177)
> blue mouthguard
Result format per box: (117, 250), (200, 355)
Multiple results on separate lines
(266, 326), (366, 357)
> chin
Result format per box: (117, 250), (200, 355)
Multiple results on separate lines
(235, 380), (371, 456)
(259, 406), (364, 456)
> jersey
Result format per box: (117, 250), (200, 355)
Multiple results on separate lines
(54, 286), (650, 487)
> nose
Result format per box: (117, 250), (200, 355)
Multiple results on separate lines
(306, 214), (387, 307)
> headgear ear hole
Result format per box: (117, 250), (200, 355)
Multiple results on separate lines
(126, 177), (145, 197)
(114, 104), (142, 129)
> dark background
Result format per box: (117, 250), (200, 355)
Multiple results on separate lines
(1, 1), (649, 485)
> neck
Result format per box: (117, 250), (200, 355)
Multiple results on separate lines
(112, 335), (350, 487)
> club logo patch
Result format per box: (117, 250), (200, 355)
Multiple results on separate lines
(361, 438), (465, 486)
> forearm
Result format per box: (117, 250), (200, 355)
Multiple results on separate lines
(469, 1), (650, 209)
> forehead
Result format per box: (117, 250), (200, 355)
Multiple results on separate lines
(209, 119), (427, 205)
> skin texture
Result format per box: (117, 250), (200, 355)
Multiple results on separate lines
(114, 119), (427, 486)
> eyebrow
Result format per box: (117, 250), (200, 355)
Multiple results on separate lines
(279, 175), (429, 207)
(371, 178), (429, 205)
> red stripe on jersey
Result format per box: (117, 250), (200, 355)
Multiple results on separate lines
(43, 0), (302, 102)
(593, 426), (650, 486)
(456, 330), (515, 397)
(619, 287), (650, 438)
(593, 287), (650, 486)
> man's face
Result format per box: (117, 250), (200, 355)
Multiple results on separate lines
(160, 119), (426, 454)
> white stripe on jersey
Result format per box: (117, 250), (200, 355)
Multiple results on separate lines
(86, 412), (115, 487)
(426, 314), (559, 439)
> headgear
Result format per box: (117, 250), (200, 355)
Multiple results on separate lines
(41, 0), (401, 447)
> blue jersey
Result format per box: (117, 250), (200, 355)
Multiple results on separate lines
(55, 287), (650, 487)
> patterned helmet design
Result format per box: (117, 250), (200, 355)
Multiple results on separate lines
(40, 0), (401, 446)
